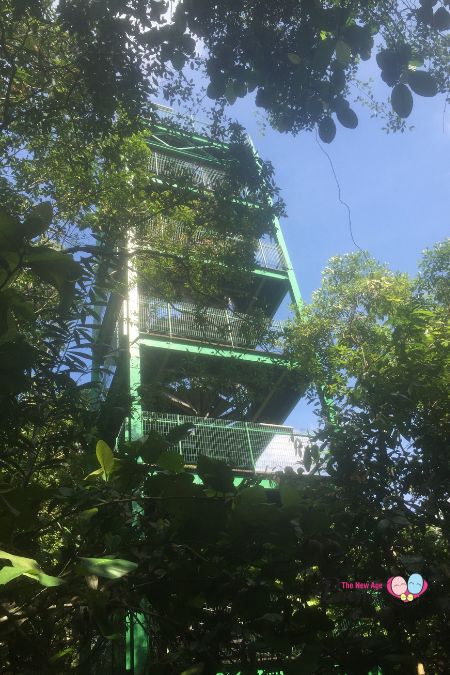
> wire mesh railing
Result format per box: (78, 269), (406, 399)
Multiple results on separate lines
(148, 150), (226, 190)
(142, 412), (311, 474)
(139, 216), (287, 271)
(255, 238), (286, 271)
(138, 296), (285, 353)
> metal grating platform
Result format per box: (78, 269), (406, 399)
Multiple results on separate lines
(141, 412), (311, 474)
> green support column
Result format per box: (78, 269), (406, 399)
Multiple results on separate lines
(126, 232), (143, 441)
(124, 233), (148, 674)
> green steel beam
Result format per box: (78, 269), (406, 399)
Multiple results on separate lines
(252, 267), (288, 280)
(139, 336), (286, 365)
(273, 216), (303, 309)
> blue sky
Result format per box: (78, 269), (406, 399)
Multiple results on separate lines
(208, 65), (449, 431)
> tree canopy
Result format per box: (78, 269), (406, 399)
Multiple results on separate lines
(1, 0), (450, 153)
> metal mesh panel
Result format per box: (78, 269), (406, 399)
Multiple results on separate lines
(255, 239), (286, 271)
(149, 151), (225, 189)
(141, 217), (287, 272)
(139, 297), (285, 353)
(141, 412), (310, 474)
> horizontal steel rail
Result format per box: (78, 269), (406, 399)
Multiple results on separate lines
(138, 296), (285, 353)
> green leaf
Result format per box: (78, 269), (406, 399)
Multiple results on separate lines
(0, 289), (34, 341)
(37, 572), (65, 587)
(0, 210), (22, 248)
(335, 40), (352, 66)
(0, 551), (63, 586)
(0, 565), (24, 585)
(78, 557), (138, 579)
(313, 38), (335, 72)
(318, 117), (336, 143)
(391, 83), (413, 118)
(0, 549), (40, 572)
(197, 454), (235, 493)
(287, 53), (301, 65)
(0, 340), (36, 393)
(166, 422), (194, 444)
(331, 67), (346, 91)
(96, 440), (115, 475)
(24, 247), (82, 294)
(139, 430), (170, 463)
(0, 252), (21, 288)
(157, 450), (185, 473)
(49, 648), (76, 664)
(84, 467), (105, 480)
(21, 202), (53, 239)
(24, 570), (65, 587)
(392, 514), (410, 526)
(407, 70), (438, 97)
(377, 518), (390, 532)
(310, 444), (320, 463)
(78, 507), (99, 520)
(234, 80), (247, 98)
(336, 106), (358, 129)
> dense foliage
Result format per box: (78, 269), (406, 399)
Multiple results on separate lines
(1, 208), (448, 672)
(1, 1), (449, 673)
(1, 0), (450, 152)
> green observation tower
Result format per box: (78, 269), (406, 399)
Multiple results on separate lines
(91, 110), (311, 673)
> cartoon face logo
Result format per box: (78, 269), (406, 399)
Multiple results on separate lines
(387, 573), (428, 602)
(407, 573), (424, 595)
(390, 576), (407, 597)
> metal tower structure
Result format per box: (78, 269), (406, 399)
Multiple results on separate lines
(91, 113), (311, 673)
(92, 114), (309, 480)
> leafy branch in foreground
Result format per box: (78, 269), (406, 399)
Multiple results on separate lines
(1, 0), (450, 149)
